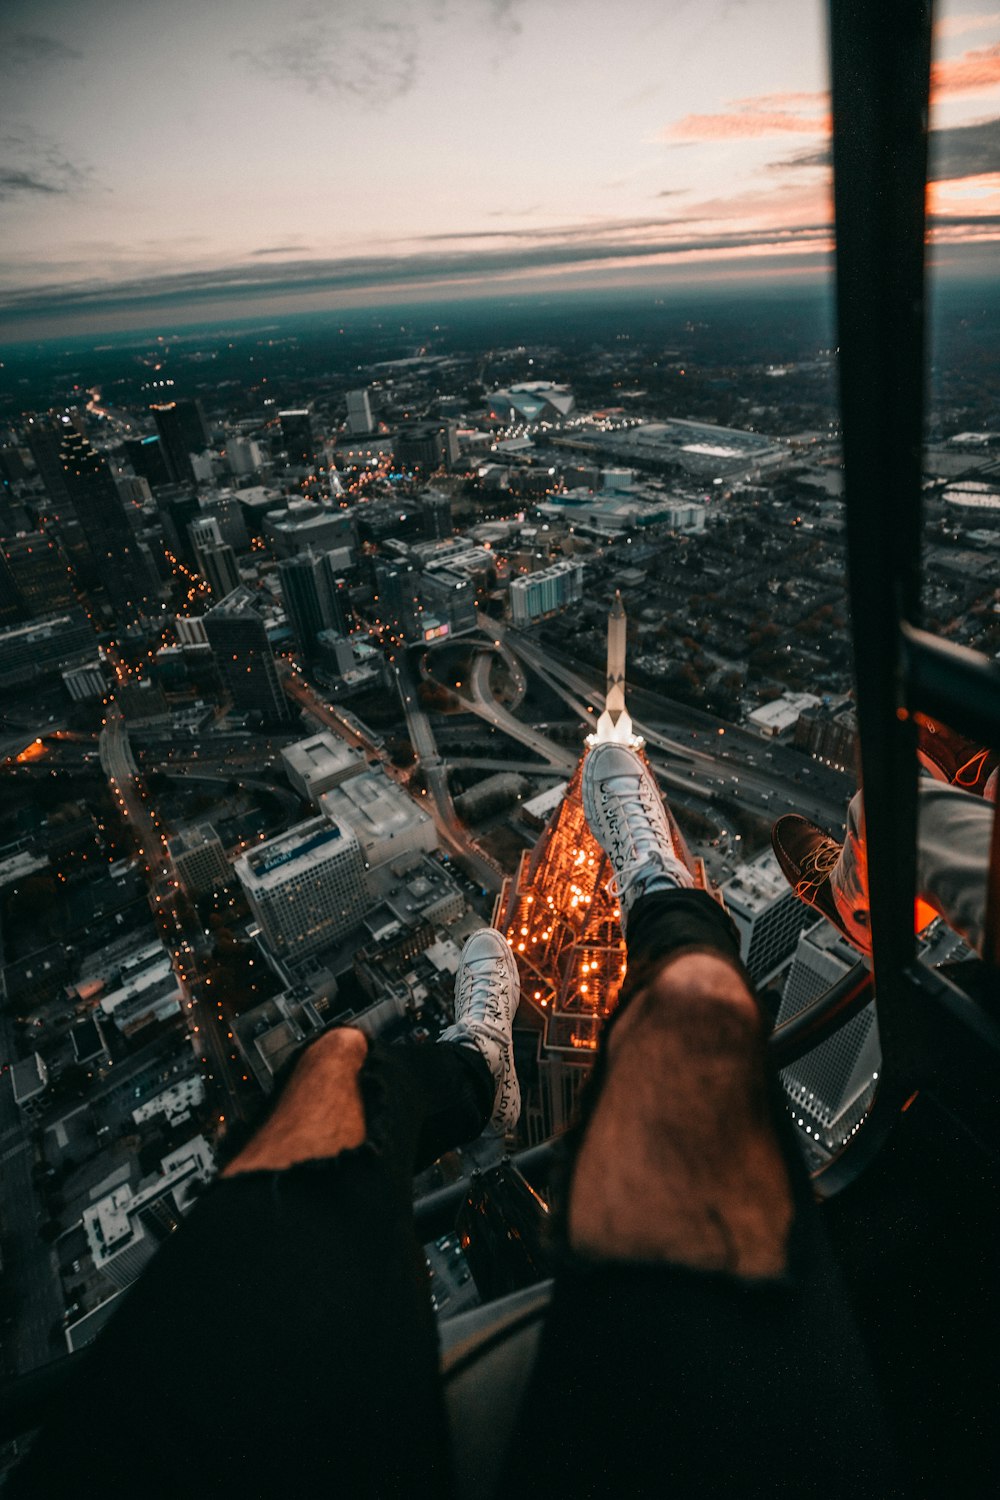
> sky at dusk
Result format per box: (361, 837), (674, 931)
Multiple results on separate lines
(2, 0), (999, 338)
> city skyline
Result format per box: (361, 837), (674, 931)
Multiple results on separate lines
(3, 0), (1000, 339)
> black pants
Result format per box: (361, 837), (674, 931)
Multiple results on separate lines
(11, 892), (901, 1498)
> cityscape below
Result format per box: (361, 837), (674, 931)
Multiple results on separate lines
(0, 279), (997, 1419)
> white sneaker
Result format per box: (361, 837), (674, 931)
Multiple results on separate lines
(582, 742), (692, 930)
(440, 929), (520, 1133)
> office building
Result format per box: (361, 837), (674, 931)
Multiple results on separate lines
(722, 850), (815, 985)
(151, 400), (210, 485)
(62, 661), (107, 701)
(226, 436), (264, 477)
(281, 732), (365, 805)
(168, 824), (231, 897)
(374, 558), (422, 641)
(345, 388), (374, 436)
(421, 491), (452, 540)
(58, 428), (160, 623)
(418, 568), (477, 636)
(200, 542), (241, 601)
(265, 499), (353, 559)
(394, 420), (460, 473)
(279, 409), (315, 467)
(508, 559), (584, 626)
(23, 412), (80, 510)
(319, 767), (438, 871)
(777, 921), (881, 1151)
(1, 531), (75, 619)
(235, 816), (369, 959)
(122, 434), (172, 489)
(279, 549), (347, 661)
(203, 585), (290, 721)
(0, 609), (96, 688)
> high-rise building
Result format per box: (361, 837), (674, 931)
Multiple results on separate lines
(83, 1137), (214, 1293)
(421, 491), (452, 540)
(122, 435), (172, 490)
(279, 409), (315, 467)
(203, 585), (289, 721)
(373, 558), (422, 641)
(721, 850), (815, 985)
(318, 767), (438, 871)
(279, 549), (346, 661)
(225, 436), (264, 478)
(509, 559), (584, 626)
(281, 732), (366, 805)
(151, 400), (210, 485)
(235, 816), (369, 959)
(0, 531), (75, 619)
(777, 920), (880, 1152)
(345, 388), (373, 436)
(58, 429), (160, 623)
(23, 412), (80, 511)
(200, 542), (241, 601)
(394, 420), (460, 473)
(0, 609), (98, 688)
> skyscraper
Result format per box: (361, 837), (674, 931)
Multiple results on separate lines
(24, 412), (80, 512)
(279, 549), (347, 661)
(199, 543), (241, 601)
(203, 585), (289, 721)
(58, 429), (160, 624)
(279, 409), (315, 468)
(122, 435), (172, 490)
(345, 388), (373, 436)
(151, 400), (210, 485)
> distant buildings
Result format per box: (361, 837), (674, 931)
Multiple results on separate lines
(279, 409), (315, 467)
(203, 585), (290, 722)
(235, 816), (369, 959)
(509, 558), (584, 626)
(345, 388), (374, 436)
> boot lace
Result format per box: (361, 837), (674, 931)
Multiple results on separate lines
(793, 836), (841, 903)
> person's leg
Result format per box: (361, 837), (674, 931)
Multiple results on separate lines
(11, 932), (519, 1500)
(503, 747), (901, 1497)
(775, 780), (995, 957)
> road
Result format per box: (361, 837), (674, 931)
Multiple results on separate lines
(392, 657), (505, 895)
(99, 704), (246, 1122)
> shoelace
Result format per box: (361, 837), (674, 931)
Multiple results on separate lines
(955, 748), (991, 788)
(793, 837), (841, 903)
(460, 960), (510, 1029)
(604, 775), (668, 861)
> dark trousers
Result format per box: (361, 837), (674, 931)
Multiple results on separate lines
(11, 892), (901, 1498)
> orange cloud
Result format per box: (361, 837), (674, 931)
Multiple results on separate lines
(931, 41), (1000, 95)
(663, 108), (830, 141)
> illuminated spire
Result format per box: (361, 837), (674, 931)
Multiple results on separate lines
(591, 591), (642, 747)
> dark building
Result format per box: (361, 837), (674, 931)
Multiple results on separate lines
(279, 549), (347, 662)
(24, 412), (81, 511)
(151, 400), (210, 485)
(58, 429), (161, 624)
(0, 608), (94, 688)
(394, 421), (459, 474)
(203, 585), (290, 722)
(420, 491), (452, 540)
(122, 435), (172, 490)
(155, 486), (202, 568)
(279, 410), (316, 468)
(200, 542), (241, 601)
(1, 531), (75, 619)
(373, 558), (422, 641)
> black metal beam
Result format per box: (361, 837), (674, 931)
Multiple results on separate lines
(902, 625), (1000, 747)
(828, 0), (934, 1072)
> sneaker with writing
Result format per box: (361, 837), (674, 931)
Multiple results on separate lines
(440, 929), (520, 1133)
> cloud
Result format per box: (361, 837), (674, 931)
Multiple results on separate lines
(930, 115), (1000, 178)
(0, 168), (65, 199)
(235, 6), (420, 106)
(0, 126), (91, 199)
(932, 41), (1000, 95)
(0, 31), (82, 73)
(659, 90), (829, 143)
(654, 188), (686, 198)
(935, 12), (1000, 40)
(250, 245), (312, 256)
